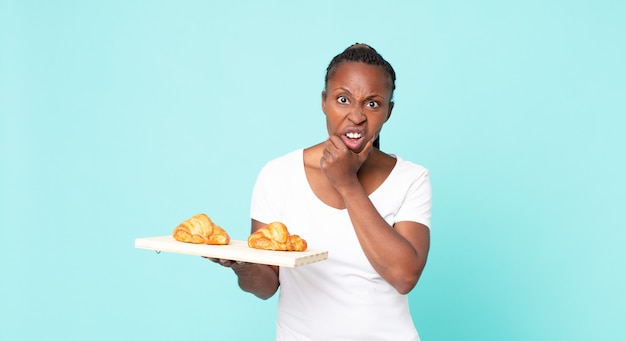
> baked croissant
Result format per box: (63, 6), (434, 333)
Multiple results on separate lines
(172, 213), (230, 245)
(248, 222), (307, 251)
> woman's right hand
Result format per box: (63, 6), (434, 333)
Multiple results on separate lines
(206, 256), (280, 300)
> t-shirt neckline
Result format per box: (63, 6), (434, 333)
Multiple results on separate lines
(297, 148), (399, 212)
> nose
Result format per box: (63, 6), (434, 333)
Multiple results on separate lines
(348, 107), (366, 124)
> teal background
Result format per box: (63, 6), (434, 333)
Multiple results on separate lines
(1, 1), (624, 340)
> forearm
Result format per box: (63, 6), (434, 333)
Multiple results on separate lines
(338, 184), (425, 294)
(231, 263), (279, 300)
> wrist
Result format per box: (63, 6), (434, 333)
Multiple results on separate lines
(335, 180), (365, 198)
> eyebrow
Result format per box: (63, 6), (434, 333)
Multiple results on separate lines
(333, 87), (387, 101)
(334, 87), (353, 95)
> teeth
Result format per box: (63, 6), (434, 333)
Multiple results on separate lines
(346, 132), (362, 139)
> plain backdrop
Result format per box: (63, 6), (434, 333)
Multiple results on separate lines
(1, 1), (624, 340)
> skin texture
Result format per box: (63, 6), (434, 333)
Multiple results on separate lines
(212, 60), (430, 298)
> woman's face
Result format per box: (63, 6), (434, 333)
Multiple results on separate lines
(322, 61), (394, 153)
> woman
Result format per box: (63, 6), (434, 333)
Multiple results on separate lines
(217, 43), (432, 340)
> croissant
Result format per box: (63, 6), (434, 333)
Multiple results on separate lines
(248, 222), (307, 251)
(172, 213), (230, 245)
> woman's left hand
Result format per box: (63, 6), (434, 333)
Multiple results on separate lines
(320, 135), (373, 189)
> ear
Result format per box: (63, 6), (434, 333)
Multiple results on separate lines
(386, 101), (394, 121)
(321, 90), (327, 113)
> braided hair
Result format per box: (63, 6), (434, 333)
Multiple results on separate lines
(324, 43), (396, 149)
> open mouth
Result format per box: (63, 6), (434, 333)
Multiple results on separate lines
(341, 131), (365, 151)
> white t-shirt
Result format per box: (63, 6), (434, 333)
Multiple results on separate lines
(250, 149), (432, 341)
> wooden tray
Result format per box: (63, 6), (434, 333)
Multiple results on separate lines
(135, 236), (328, 267)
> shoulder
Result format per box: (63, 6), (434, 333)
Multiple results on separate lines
(256, 149), (303, 181)
(389, 154), (430, 178)
(261, 149), (303, 170)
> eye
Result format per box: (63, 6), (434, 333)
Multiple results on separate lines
(337, 96), (349, 104)
(366, 101), (380, 109)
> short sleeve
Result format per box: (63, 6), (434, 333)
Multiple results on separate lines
(395, 169), (432, 229)
(250, 163), (280, 225)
